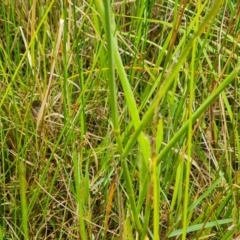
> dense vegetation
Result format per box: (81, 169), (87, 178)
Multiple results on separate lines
(0, 0), (240, 239)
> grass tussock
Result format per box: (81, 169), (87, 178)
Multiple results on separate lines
(0, 0), (240, 239)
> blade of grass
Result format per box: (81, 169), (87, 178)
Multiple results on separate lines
(94, 1), (151, 161)
(18, 160), (29, 240)
(168, 218), (233, 238)
(102, 0), (122, 152)
(95, 0), (150, 233)
(182, 2), (201, 237)
(152, 156), (160, 240)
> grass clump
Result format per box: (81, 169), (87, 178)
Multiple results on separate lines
(0, 0), (240, 239)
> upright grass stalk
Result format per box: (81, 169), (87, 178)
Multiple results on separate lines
(182, 19), (196, 240)
(94, 1), (151, 161)
(18, 160), (28, 240)
(62, 2), (70, 121)
(71, 2), (88, 238)
(152, 155), (160, 240)
(30, 0), (37, 73)
(182, 2), (202, 238)
(95, 0), (145, 233)
(102, 0), (122, 152)
(72, 148), (87, 240)
(36, 17), (64, 129)
(101, 1), (124, 238)
(72, 0), (87, 139)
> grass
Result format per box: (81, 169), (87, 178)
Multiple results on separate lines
(0, 0), (240, 239)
